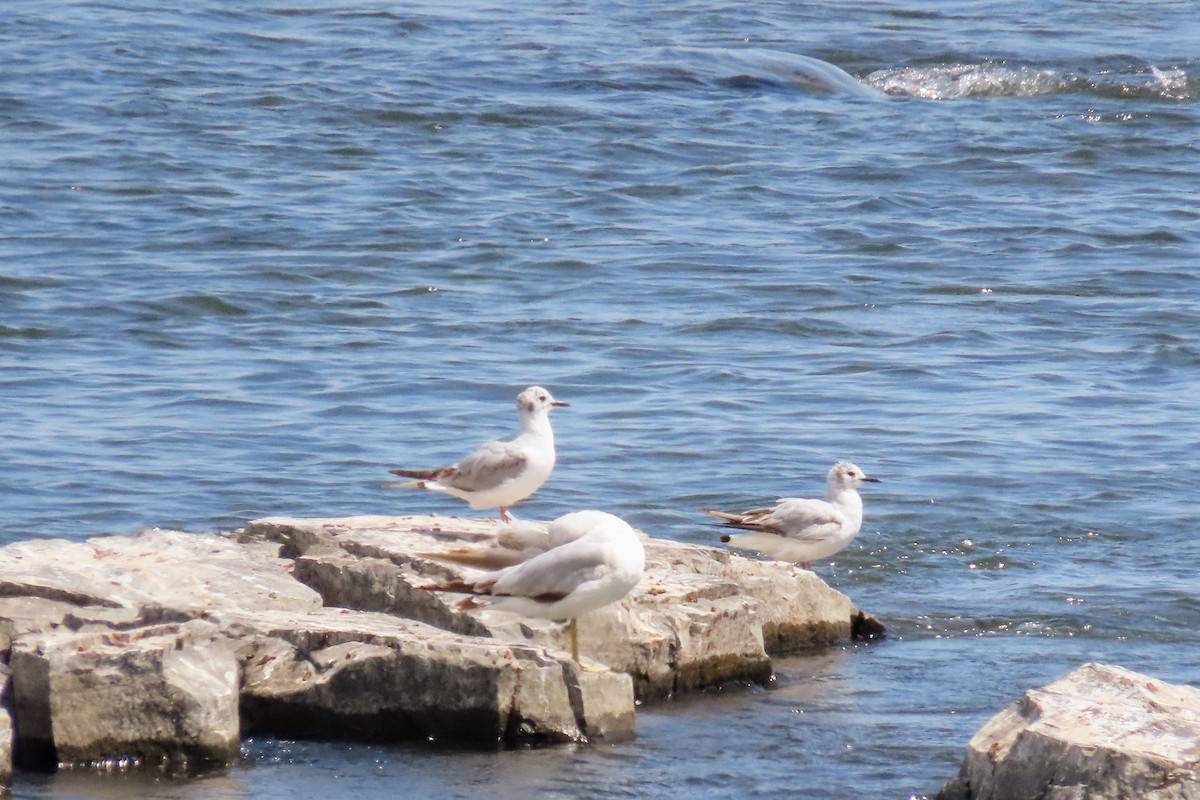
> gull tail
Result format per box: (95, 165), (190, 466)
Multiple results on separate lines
(700, 507), (744, 524)
(413, 579), (478, 594)
(385, 467), (444, 490)
(382, 480), (426, 490)
(411, 580), (490, 611)
(700, 507), (766, 534)
(390, 467), (441, 479)
(417, 526), (553, 571)
(418, 547), (523, 570)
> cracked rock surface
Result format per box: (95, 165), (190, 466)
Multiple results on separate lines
(0, 516), (876, 783)
(939, 662), (1200, 800)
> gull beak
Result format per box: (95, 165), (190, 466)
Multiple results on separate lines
(551, 400), (570, 407)
(863, 476), (881, 483)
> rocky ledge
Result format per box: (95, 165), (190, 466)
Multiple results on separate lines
(939, 662), (1200, 800)
(0, 514), (877, 782)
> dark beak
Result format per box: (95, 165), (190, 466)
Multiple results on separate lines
(551, 400), (570, 407)
(863, 476), (881, 483)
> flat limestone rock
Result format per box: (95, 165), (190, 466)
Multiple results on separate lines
(939, 663), (1200, 800)
(0, 666), (11, 786)
(0, 526), (635, 766)
(222, 605), (633, 745)
(9, 620), (239, 772)
(241, 514), (864, 698)
(0, 513), (874, 777)
(0, 528), (322, 618)
(0, 530), (318, 776)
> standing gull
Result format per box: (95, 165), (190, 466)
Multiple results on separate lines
(421, 510), (646, 663)
(701, 461), (880, 569)
(385, 386), (567, 522)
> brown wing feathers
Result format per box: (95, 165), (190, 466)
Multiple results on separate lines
(700, 507), (784, 535)
(389, 467), (450, 480)
(415, 578), (566, 604)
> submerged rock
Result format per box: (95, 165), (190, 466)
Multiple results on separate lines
(0, 514), (877, 783)
(938, 662), (1200, 800)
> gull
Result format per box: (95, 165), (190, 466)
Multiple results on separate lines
(701, 461), (880, 569)
(420, 510), (645, 663)
(385, 386), (568, 522)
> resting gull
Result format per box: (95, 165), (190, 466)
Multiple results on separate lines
(421, 510), (645, 663)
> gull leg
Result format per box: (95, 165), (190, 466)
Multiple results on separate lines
(568, 619), (605, 672)
(499, 506), (511, 523)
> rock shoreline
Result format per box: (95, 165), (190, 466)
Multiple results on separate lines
(0, 514), (878, 783)
(0, 518), (1194, 797)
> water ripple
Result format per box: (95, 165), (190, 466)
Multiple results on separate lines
(3, 1), (1200, 798)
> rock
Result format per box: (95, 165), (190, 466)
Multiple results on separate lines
(0, 529), (322, 618)
(0, 526), (636, 758)
(224, 606), (634, 745)
(0, 665), (11, 787)
(850, 609), (887, 641)
(0, 514), (875, 769)
(0, 531), (315, 773)
(240, 515), (867, 698)
(938, 663), (1200, 800)
(9, 620), (239, 772)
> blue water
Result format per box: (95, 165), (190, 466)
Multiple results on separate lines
(3, 1), (1200, 798)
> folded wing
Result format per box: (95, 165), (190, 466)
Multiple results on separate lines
(769, 497), (845, 541)
(488, 537), (613, 601)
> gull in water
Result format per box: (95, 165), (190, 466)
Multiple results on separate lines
(420, 510), (645, 663)
(385, 386), (568, 522)
(701, 461), (880, 569)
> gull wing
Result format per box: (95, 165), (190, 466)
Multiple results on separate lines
(440, 439), (529, 493)
(768, 498), (845, 542)
(701, 506), (782, 532)
(422, 522), (552, 570)
(488, 537), (611, 601)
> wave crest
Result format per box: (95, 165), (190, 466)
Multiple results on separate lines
(866, 61), (1196, 101)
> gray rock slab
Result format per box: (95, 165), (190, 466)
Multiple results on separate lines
(242, 515), (867, 698)
(0, 527), (634, 751)
(0, 665), (11, 788)
(939, 663), (1200, 800)
(0, 514), (875, 763)
(0, 529), (321, 618)
(9, 620), (239, 772)
(224, 606), (633, 744)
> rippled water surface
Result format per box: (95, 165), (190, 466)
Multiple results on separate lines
(3, 1), (1200, 798)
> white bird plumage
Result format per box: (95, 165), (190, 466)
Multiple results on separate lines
(421, 510), (646, 662)
(702, 461), (880, 569)
(385, 386), (568, 522)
